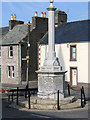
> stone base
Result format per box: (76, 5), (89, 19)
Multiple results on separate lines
(37, 71), (66, 100)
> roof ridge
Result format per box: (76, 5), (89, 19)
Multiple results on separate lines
(67, 19), (89, 24)
(0, 26), (9, 29)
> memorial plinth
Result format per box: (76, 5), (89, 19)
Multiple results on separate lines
(36, 0), (67, 100)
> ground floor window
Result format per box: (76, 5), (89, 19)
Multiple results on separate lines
(12, 66), (15, 78)
(7, 66), (15, 78)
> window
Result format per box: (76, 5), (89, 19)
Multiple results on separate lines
(12, 66), (15, 78)
(0, 46), (1, 57)
(9, 46), (13, 57)
(8, 66), (11, 78)
(70, 45), (76, 61)
(7, 66), (15, 78)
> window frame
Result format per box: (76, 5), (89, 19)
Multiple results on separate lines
(8, 66), (11, 78)
(12, 66), (15, 78)
(8, 46), (13, 58)
(70, 45), (77, 61)
(7, 66), (15, 78)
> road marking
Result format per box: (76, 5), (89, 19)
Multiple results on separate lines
(31, 114), (51, 118)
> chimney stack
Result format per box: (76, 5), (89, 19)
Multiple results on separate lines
(9, 14), (24, 30)
(44, 12), (46, 18)
(41, 12), (43, 17)
(14, 14), (16, 20)
(35, 11), (37, 17)
(11, 14), (13, 20)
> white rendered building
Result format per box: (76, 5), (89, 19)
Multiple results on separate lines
(38, 20), (89, 86)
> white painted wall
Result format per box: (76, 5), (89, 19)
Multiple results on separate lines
(39, 42), (89, 84)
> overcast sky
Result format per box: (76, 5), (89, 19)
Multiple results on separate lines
(0, 0), (89, 27)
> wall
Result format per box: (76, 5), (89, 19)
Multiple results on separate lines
(88, 42), (90, 84)
(39, 42), (89, 84)
(1, 45), (19, 84)
(21, 17), (48, 81)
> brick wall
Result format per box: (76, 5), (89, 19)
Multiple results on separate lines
(1, 45), (19, 84)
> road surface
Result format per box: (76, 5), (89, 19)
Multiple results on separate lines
(1, 99), (89, 120)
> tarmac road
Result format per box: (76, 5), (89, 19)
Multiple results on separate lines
(1, 99), (89, 120)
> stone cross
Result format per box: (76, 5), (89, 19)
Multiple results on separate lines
(36, 0), (67, 100)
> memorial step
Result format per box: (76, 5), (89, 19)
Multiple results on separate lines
(18, 99), (81, 110)
(18, 96), (83, 110)
(30, 96), (77, 105)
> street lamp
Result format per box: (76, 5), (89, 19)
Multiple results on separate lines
(26, 21), (30, 89)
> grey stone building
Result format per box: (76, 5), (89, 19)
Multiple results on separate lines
(0, 11), (67, 84)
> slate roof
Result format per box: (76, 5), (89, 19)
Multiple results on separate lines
(0, 24), (29, 46)
(0, 26), (9, 39)
(40, 20), (89, 44)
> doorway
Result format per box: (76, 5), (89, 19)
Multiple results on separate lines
(70, 67), (78, 86)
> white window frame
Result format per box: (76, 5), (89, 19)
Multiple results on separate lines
(12, 66), (15, 78)
(70, 45), (77, 61)
(8, 66), (11, 78)
(9, 46), (13, 58)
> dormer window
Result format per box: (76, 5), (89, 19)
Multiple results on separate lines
(9, 46), (13, 58)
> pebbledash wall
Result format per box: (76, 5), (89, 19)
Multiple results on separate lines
(39, 42), (89, 85)
(1, 45), (21, 84)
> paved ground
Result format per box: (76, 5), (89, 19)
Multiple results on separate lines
(0, 98), (89, 120)
(0, 83), (90, 120)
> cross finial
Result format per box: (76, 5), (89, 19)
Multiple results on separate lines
(49, 0), (54, 3)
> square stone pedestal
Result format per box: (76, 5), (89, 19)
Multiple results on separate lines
(37, 71), (66, 100)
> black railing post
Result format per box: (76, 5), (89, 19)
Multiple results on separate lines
(16, 87), (19, 105)
(25, 85), (28, 98)
(57, 90), (60, 110)
(68, 84), (70, 96)
(12, 91), (14, 102)
(28, 90), (30, 109)
(82, 86), (86, 105)
(81, 87), (83, 108)
(8, 95), (10, 102)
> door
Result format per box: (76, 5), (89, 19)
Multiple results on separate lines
(70, 67), (77, 86)
(0, 66), (1, 83)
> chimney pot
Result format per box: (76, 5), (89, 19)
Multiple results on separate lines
(11, 14), (13, 20)
(14, 14), (16, 20)
(41, 12), (43, 17)
(35, 11), (37, 17)
(44, 12), (46, 18)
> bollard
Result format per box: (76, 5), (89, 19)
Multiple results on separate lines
(16, 87), (19, 105)
(28, 91), (30, 109)
(68, 84), (70, 96)
(57, 90), (60, 110)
